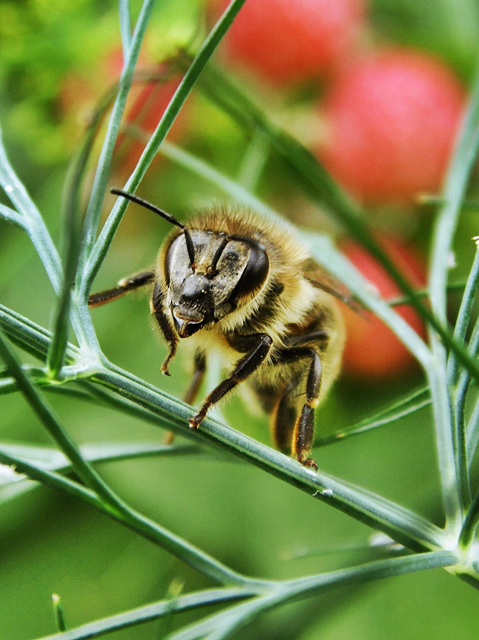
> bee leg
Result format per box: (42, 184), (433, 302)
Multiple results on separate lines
(189, 333), (272, 429)
(270, 379), (300, 452)
(273, 347), (322, 470)
(151, 282), (178, 376)
(88, 271), (155, 307)
(294, 349), (322, 470)
(165, 351), (206, 445)
(184, 351), (207, 405)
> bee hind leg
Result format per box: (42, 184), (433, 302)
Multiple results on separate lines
(269, 378), (300, 452)
(273, 347), (322, 470)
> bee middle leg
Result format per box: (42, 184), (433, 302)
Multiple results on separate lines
(268, 377), (301, 452)
(184, 351), (207, 405)
(272, 347), (322, 470)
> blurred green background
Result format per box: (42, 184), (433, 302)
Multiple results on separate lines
(1, 0), (479, 638)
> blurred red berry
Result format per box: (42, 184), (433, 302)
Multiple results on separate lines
(211, 0), (367, 86)
(318, 49), (466, 203)
(340, 235), (427, 380)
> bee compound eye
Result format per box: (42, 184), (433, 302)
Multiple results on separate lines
(230, 244), (269, 300)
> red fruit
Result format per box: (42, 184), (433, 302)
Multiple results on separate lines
(211, 0), (367, 86)
(340, 236), (427, 380)
(318, 49), (466, 203)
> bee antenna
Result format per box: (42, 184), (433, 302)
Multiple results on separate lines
(111, 188), (195, 266)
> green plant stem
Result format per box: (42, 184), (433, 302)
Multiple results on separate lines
(455, 313), (479, 493)
(0, 329), (130, 508)
(78, 0), (155, 272)
(0, 128), (62, 294)
(466, 394), (479, 463)
(82, 0), (249, 300)
(427, 63), (479, 527)
(236, 130), (270, 191)
(459, 489), (479, 548)
(445, 244), (479, 509)
(0, 303), (72, 363)
(0, 202), (27, 229)
(34, 551), (457, 640)
(48, 110), (106, 372)
(36, 588), (256, 640)
(448, 243), (479, 386)
(93, 363), (449, 552)
(167, 551), (458, 640)
(119, 0), (132, 54)
(0, 303), (452, 553)
(0, 444), (264, 589)
(317, 387), (431, 447)
(52, 594), (67, 632)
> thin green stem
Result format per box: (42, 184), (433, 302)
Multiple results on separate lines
(82, 0), (249, 298)
(0, 202), (27, 229)
(317, 387), (431, 447)
(0, 329), (126, 507)
(0, 303), (77, 363)
(47, 116), (103, 372)
(448, 243), (479, 386)
(459, 489), (479, 548)
(93, 363), (450, 552)
(0, 446), (254, 588)
(168, 551), (458, 640)
(119, 0), (132, 54)
(0, 302), (452, 554)
(51, 594), (67, 633)
(0, 127), (62, 294)
(236, 130), (270, 191)
(77, 0), (155, 276)
(36, 589), (255, 640)
(466, 393), (479, 463)
(388, 280), (467, 306)
(457, 313), (479, 475)
(426, 62), (479, 527)
(445, 244), (479, 510)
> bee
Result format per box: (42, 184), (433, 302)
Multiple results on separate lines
(89, 189), (346, 469)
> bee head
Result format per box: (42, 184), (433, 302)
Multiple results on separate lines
(109, 190), (270, 339)
(165, 229), (269, 338)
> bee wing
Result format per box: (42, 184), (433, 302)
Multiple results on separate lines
(302, 260), (363, 313)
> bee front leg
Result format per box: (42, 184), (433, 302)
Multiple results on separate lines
(88, 271), (155, 307)
(189, 333), (272, 429)
(150, 282), (178, 376)
(165, 350), (207, 446)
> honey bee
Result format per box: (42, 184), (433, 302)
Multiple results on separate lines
(89, 189), (346, 469)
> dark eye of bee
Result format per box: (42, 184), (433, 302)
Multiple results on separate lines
(228, 242), (269, 301)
